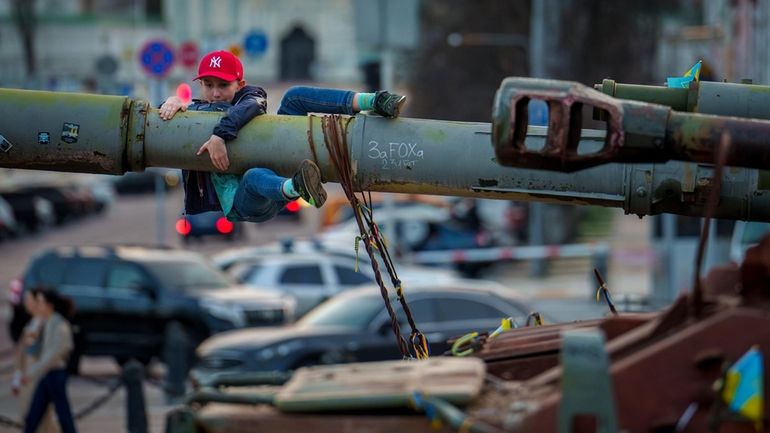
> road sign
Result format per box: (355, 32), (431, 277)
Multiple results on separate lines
(178, 41), (200, 68)
(139, 40), (175, 78)
(244, 30), (268, 57)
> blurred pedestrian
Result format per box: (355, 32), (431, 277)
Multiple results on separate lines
(160, 49), (406, 223)
(22, 288), (78, 433)
(11, 291), (57, 433)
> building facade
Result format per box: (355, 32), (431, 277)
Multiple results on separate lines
(0, 0), (362, 98)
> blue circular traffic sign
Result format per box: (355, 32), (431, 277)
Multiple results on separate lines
(244, 31), (268, 57)
(139, 40), (175, 77)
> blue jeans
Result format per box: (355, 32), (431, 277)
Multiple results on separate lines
(24, 369), (77, 433)
(231, 86), (355, 221)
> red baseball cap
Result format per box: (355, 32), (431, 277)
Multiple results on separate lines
(194, 50), (243, 82)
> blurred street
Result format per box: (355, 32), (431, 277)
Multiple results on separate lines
(0, 187), (653, 433)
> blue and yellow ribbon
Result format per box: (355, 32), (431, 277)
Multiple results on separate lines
(722, 346), (764, 431)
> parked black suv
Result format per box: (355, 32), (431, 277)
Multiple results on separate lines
(8, 245), (295, 370)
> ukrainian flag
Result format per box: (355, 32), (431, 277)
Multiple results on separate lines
(722, 346), (764, 430)
(666, 60), (702, 89)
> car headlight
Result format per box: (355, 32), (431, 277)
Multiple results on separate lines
(200, 299), (245, 327)
(256, 340), (303, 361)
(256, 346), (276, 361)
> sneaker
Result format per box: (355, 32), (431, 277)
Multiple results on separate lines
(291, 159), (327, 208)
(373, 90), (407, 118)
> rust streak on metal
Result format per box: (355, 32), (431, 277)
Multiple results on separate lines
(693, 131), (731, 314)
(306, 114), (320, 169)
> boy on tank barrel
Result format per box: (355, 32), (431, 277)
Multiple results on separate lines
(159, 50), (406, 223)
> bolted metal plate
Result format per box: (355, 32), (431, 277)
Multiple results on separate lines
(558, 328), (618, 433)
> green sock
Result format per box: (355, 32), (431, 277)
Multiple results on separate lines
(357, 93), (376, 111)
(282, 179), (299, 198)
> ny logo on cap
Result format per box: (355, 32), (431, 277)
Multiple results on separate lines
(209, 56), (222, 68)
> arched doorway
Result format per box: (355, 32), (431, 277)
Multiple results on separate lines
(280, 26), (315, 81)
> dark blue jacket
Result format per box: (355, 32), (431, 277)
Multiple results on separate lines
(182, 85), (267, 215)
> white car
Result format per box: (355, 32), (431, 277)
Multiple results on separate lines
(220, 242), (458, 317)
(228, 252), (374, 317)
(211, 238), (351, 271)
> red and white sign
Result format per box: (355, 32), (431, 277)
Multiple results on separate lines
(178, 41), (200, 68)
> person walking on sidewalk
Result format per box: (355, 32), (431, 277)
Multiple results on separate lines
(22, 288), (78, 433)
(159, 49), (406, 223)
(11, 291), (56, 433)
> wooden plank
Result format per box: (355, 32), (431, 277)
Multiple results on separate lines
(197, 404), (455, 433)
(274, 358), (486, 412)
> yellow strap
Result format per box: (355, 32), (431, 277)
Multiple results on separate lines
(353, 235), (363, 272)
(458, 418), (474, 433)
(488, 317), (513, 340)
(412, 332), (430, 359)
(451, 332), (479, 357)
(396, 283), (404, 299)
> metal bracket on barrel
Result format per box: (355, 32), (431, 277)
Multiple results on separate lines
(492, 78), (626, 172)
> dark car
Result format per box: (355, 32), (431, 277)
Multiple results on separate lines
(0, 191), (55, 233)
(191, 280), (533, 385)
(15, 185), (86, 224)
(0, 196), (20, 240)
(111, 168), (181, 195)
(8, 245), (296, 370)
(176, 211), (245, 243)
(321, 203), (496, 277)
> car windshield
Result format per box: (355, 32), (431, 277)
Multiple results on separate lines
(143, 260), (233, 291)
(297, 293), (384, 330)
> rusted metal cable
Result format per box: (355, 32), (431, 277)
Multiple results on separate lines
(312, 113), (428, 358)
(692, 131), (731, 315)
(356, 189), (429, 357)
(594, 269), (618, 316)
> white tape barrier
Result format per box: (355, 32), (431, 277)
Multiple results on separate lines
(405, 242), (611, 264)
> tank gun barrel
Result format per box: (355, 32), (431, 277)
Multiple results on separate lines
(595, 79), (770, 118)
(2, 87), (770, 221)
(492, 77), (770, 172)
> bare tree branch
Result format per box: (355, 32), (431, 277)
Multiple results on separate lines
(12, 0), (37, 78)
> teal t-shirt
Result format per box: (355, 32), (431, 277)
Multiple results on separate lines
(211, 172), (242, 219)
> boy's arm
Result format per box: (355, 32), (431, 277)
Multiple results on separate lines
(159, 96), (188, 121)
(212, 86), (267, 141)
